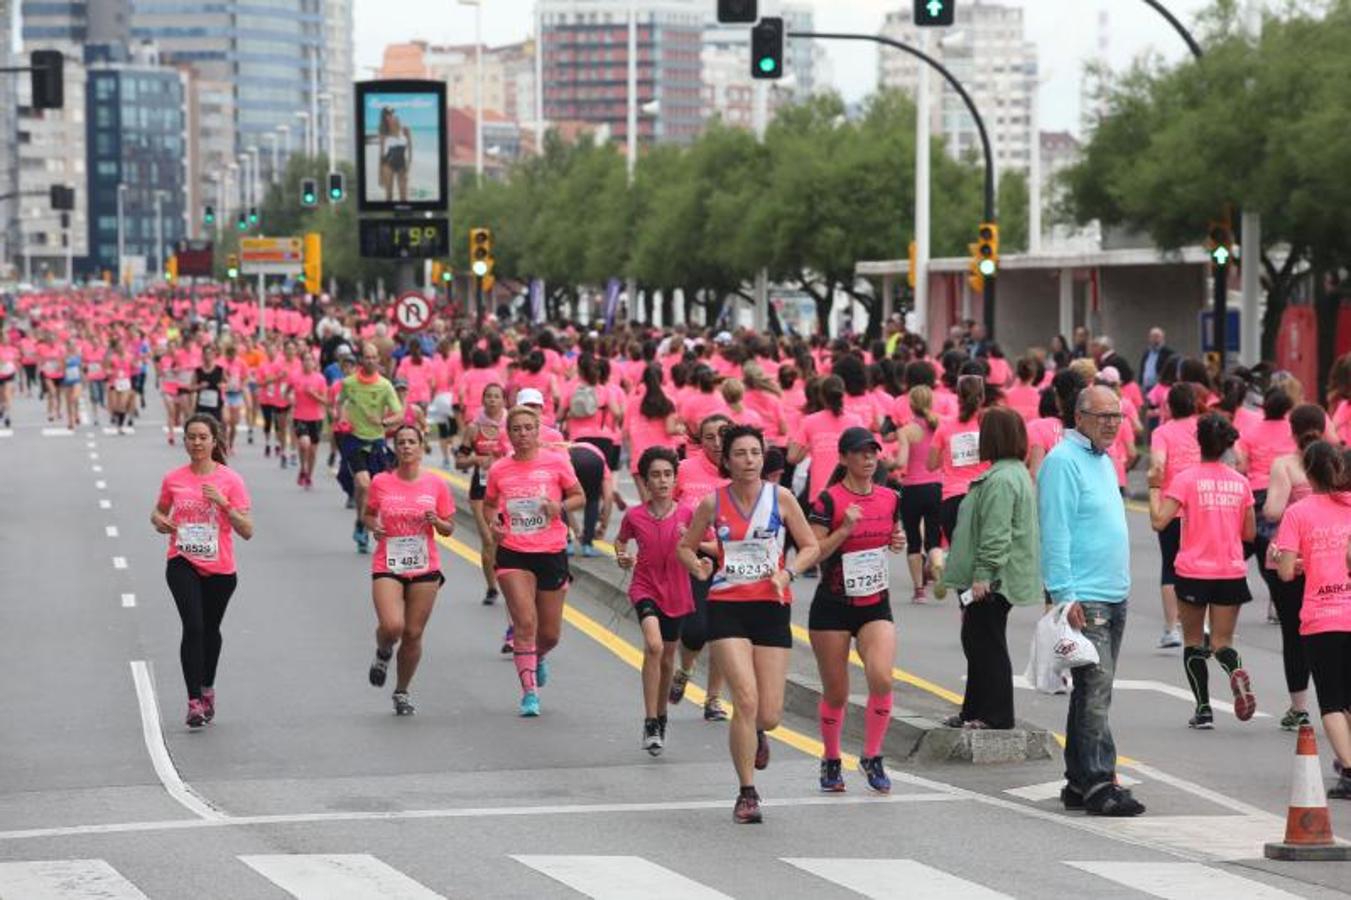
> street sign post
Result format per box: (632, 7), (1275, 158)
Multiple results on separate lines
(239, 237), (304, 276)
(393, 292), (432, 332)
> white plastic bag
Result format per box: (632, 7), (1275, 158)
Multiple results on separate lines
(1051, 604), (1100, 670)
(1026, 609), (1065, 693)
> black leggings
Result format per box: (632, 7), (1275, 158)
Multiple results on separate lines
(901, 482), (942, 554)
(1261, 567), (1310, 695)
(1304, 631), (1351, 716)
(680, 564), (713, 654)
(577, 435), (620, 472)
(166, 557), (238, 700)
(568, 446), (605, 546)
(939, 494), (965, 545)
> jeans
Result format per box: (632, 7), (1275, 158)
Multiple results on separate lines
(1065, 600), (1127, 799)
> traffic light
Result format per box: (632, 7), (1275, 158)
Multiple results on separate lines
(1207, 220), (1234, 268)
(750, 16), (784, 80)
(48, 185), (74, 211)
(30, 49), (64, 110)
(914, 0), (956, 27)
(300, 178), (318, 207)
(248, 206), (259, 226)
(975, 222), (999, 278)
(907, 239), (918, 289)
(440, 262), (453, 284)
(469, 227), (494, 279)
(236, 211), (247, 232)
(967, 243), (985, 294)
(327, 171), (345, 202)
(302, 232), (322, 294)
(225, 253), (239, 279)
(717, 0), (757, 23)
(164, 255), (178, 284)
(203, 204), (215, 226)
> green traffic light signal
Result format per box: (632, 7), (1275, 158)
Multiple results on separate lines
(758, 57), (775, 73)
(1211, 245), (1231, 267)
(978, 258), (997, 277)
(226, 265), (238, 278)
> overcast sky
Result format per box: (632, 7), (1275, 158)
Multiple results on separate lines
(353, 0), (1221, 135)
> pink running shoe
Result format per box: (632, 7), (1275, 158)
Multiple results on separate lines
(201, 688), (215, 723)
(186, 698), (207, 728)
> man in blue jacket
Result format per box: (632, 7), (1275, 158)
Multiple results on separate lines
(1038, 384), (1146, 817)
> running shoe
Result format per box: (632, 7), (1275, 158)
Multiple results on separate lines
(201, 687), (216, 723)
(519, 691), (541, 717)
(355, 527), (370, 555)
(1157, 626), (1182, 649)
(1279, 708), (1311, 732)
(931, 555), (947, 599)
(186, 698), (207, 728)
(1060, 785), (1085, 810)
(264, 443), (271, 457)
(296, 471), (305, 486)
(536, 658), (550, 688)
(1084, 785), (1145, 817)
(279, 451), (287, 469)
(392, 691), (415, 716)
(819, 758), (845, 793)
(703, 697), (729, 722)
(1188, 706), (1215, 730)
(669, 669), (690, 705)
(500, 626), (515, 655)
(657, 714), (668, 741)
(911, 587), (927, 604)
(754, 729), (770, 770)
(1330, 775), (1351, 801)
(643, 718), (663, 756)
(345, 495), (356, 510)
(248, 432), (254, 445)
(1230, 668), (1257, 722)
(566, 538), (576, 557)
(368, 646), (392, 687)
(733, 789), (763, 824)
(482, 587), (499, 606)
(859, 756), (892, 794)
(581, 544), (598, 558)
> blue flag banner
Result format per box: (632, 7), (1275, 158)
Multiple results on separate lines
(604, 278), (622, 330)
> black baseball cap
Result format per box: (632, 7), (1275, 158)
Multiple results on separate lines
(838, 426), (882, 454)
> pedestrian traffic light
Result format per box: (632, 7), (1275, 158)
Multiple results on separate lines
(203, 204), (215, 226)
(907, 239), (918, 289)
(975, 222), (999, 278)
(327, 171), (345, 202)
(301, 178), (318, 207)
(469, 227), (494, 278)
(226, 254), (239, 279)
(165, 255), (178, 283)
(914, 0), (956, 27)
(29, 49), (64, 110)
(750, 16), (784, 80)
(1207, 220), (1234, 268)
(247, 206), (259, 226)
(302, 232), (322, 294)
(236, 212), (247, 232)
(717, 0), (757, 23)
(48, 185), (74, 211)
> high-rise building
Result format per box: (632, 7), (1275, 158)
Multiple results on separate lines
(540, 0), (704, 147)
(84, 42), (188, 280)
(380, 39), (537, 127)
(1, 0), (19, 275)
(701, 3), (821, 131)
(879, 0), (1038, 174)
(324, 0), (355, 162)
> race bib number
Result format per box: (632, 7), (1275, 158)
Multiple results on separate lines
(114, 378), (132, 392)
(176, 522), (219, 561)
(0, 361), (15, 377)
(507, 497), (548, 535)
(950, 431), (980, 468)
(87, 362), (103, 376)
(841, 548), (887, 597)
(197, 388), (220, 409)
(721, 539), (775, 585)
(386, 534), (429, 574)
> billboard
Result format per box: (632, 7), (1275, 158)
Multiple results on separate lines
(355, 80), (448, 213)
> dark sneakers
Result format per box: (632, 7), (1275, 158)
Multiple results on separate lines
(1060, 786), (1084, 810)
(819, 758), (845, 793)
(1084, 785), (1145, 817)
(734, 789), (763, 824)
(1329, 775), (1351, 801)
(1189, 707), (1215, 730)
(368, 646), (393, 687)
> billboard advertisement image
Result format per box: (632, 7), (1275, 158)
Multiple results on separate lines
(355, 80), (448, 212)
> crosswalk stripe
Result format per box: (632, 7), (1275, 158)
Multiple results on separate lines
(1065, 861), (1304, 899)
(0, 859), (149, 899)
(782, 858), (1011, 899)
(0, 429), (11, 438)
(239, 854), (444, 899)
(512, 855), (732, 899)
(41, 427), (73, 437)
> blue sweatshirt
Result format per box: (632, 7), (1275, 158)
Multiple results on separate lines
(1037, 429), (1131, 603)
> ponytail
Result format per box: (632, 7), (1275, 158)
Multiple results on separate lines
(819, 375), (846, 416)
(908, 384), (939, 431)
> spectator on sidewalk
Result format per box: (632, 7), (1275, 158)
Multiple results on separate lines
(1038, 384), (1145, 817)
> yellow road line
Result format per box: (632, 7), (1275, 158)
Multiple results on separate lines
(433, 531), (850, 766)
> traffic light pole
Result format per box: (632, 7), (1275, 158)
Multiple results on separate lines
(788, 31), (997, 338)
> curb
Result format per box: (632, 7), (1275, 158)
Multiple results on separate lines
(447, 482), (1054, 765)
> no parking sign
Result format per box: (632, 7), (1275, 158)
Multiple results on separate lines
(394, 292), (432, 332)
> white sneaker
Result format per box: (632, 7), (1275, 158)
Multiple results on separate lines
(1157, 626), (1182, 649)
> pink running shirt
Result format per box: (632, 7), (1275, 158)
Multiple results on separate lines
(157, 464), (251, 576)
(1275, 493), (1351, 635)
(793, 410), (865, 500)
(485, 453), (579, 553)
(1238, 416), (1295, 492)
(617, 503), (696, 618)
(1165, 461), (1253, 579)
(366, 471), (454, 576)
(1151, 415), (1201, 494)
(291, 371), (328, 422)
(933, 417), (989, 500)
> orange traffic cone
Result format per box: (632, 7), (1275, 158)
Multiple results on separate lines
(1264, 724), (1351, 860)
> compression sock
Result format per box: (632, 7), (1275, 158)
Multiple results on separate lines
(514, 643), (538, 694)
(1215, 646), (1243, 678)
(819, 701), (845, 760)
(864, 693), (893, 758)
(1183, 645), (1210, 711)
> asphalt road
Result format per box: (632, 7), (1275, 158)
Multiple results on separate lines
(0, 389), (1347, 899)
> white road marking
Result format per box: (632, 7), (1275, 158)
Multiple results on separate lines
(105, 525), (119, 538)
(0, 429), (12, 438)
(1012, 674), (1272, 719)
(240, 854), (444, 899)
(95, 480), (107, 490)
(0, 859), (149, 899)
(92, 464), (103, 473)
(112, 557), (127, 570)
(1004, 775), (1140, 803)
(128, 660), (225, 821)
(102, 427), (135, 436)
(89, 451), (99, 460)
(1083, 814), (1340, 862)
(41, 427), (73, 437)
(99, 499), (112, 509)
(0, 793), (955, 843)
(513, 855), (732, 899)
(121, 594), (136, 608)
(783, 858), (1011, 899)
(1066, 861), (1304, 899)
(85, 441), (97, 449)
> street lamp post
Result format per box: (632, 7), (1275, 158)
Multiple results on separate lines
(247, 146), (260, 209)
(295, 112), (311, 161)
(278, 123), (292, 159)
(116, 182), (127, 290)
(264, 133), (279, 184)
(318, 92), (337, 165)
(534, 1), (545, 152)
(154, 190), (165, 281)
(237, 154), (253, 222)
